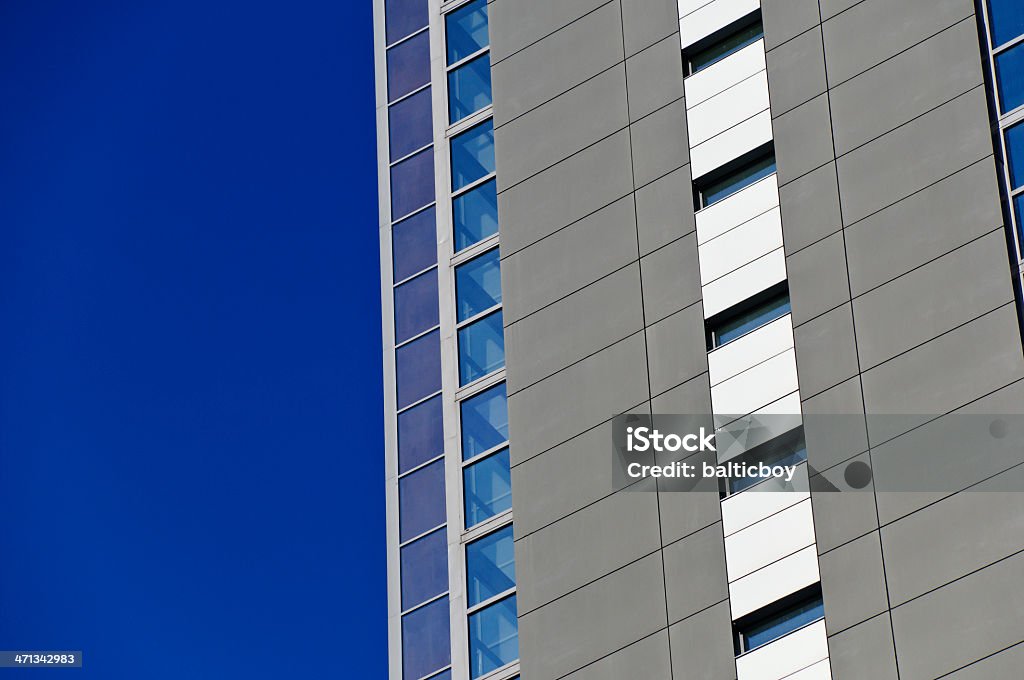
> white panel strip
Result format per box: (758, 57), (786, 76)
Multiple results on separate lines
(679, 0), (760, 50)
(714, 391), (803, 431)
(725, 498), (816, 581)
(729, 545), (821, 618)
(691, 109), (774, 179)
(685, 40), (766, 108)
(785, 659), (833, 680)
(708, 313), (793, 387)
(721, 487), (809, 538)
(678, 0), (714, 19)
(699, 207), (783, 285)
(736, 620), (829, 680)
(702, 246), (787, 318)
(696, 174), (779, 245)
(687, 71), (770, 146)
(711, 349), (798, 418)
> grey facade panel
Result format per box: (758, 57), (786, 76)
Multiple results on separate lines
(639, 232), (702, 325)
(792, 302), (859, 398)
(495, 63), (629, 191)
(505, 262), (644, 394)
(820, 0), (974, 86)
(628, 98), (689, 188)
(517, 552), (668, 680)
(668, 601), (737, 680)
(786, 229), (850, 327)
(634, 165), (695, 256)
(765, 23), (826, 117)
(828, 18), (983, 156)
(515, 489), (662, 615)
(826, 613), (900, 680)
(501, 195), (638, 322)
(491, 1), (624, 126)
(624, 34), (685, 122)
(662, 523), (729, 625)
(890, 551), (1024, 680)
(818, 531), (890, 635)
(843, 159), (1004, 296)
(620, 0), (677, 58)
(772, 92), (834, 186)
(778, 161), (842, 255)
(561, 630), (673, 680)
(497, 129), (633, 255)
(645, 302), (710, 398)
(761, 0), (820, 52)
(489, 0), (610, 64)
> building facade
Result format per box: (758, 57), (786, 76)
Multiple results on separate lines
(375, 0), (1024, 679)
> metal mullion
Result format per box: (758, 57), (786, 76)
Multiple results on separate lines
(466, 588), (516, 616)
(455, 368), (505, 402)
(400, 590), (451, 617)
(387, 80), (432, 108)
(394, 263), (441, 289)
(398, 452), (448, 481)
(389, 141), (435, 169)
(460, 442), (509, 468)
(461, 508), (513, 544)
(446, 45), (490, 73)
(992, 31), (1024, 56)
(452, 233), (500, 265)
(384, 24), (429, 51)
(395, 322), (442, 350)
(395, 388), (443, 415)
(455, 302), (503, 331)
(451, 170), (496, 200)
(398, 522), (448, 549)
(392, 199), (438, 226)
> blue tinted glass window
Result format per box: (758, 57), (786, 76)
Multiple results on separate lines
(466, 525), (516, 607)
(468, 595), (518, 678)
(393, 206), (437, 283)
(391, 148), (435, 220)
(1015, 194), (1024, 255)
(446, 0), (489, 65)
(398, 395), (444, 474)
(712, 293), (790, 347)
(996, 41), (1024, 114)
(395, 269), (440, 344)
(401, 528), (449, 610)
(689, 23), (763, 74)
(742, 596), (824, 652)
(451, 120), (495, 191)
(426, 672), (452, 680)
(701, 156), (776, 207)
(461, 382), (508, 458)
(458, 310), (504, 385)
(387, 31), (431, 102)
(385, 0), (428, 44)
(396, 329), (442, 409)
(402, 596), (451, 679)
(390, 87), (433, 162)
(989, 0), (1024, 47)
(399, 459), (446, 543)
(456, 248), (501, 322)
(1005, 122), (1024, 189)
(453, 178), (498, 251)
(449, 54), (492, 123)
(464, 448), (512, 527)
(729, 430), (807, 495)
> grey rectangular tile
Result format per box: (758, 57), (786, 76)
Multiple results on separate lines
(663, 523), (728, 624)
(766, 24), (826, 116)
(646, 303), (709, 397)
(625, 33), (685, 122)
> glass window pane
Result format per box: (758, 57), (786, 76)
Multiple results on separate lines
(391, 147), (435, 220)
(402, 596), (451, 679)
(743, 597), (824, 651)
(385, 0), (428, 45)
(458, 310), (504, 385)
(396, 329), (442, 409)
(464, 448), (512, 527)
(395, 269), (440, 344)
(453, 178), (498, 251)
(713, 293), (790, 347)
(389, 87), (433, 162)
(393, 206), (437, 283)
(461, 382), (508, 459)
(401, 528), (449, 610)
(1006, 122), (1024, 189)
(701, 155), (776, 207)
(468, 595), (518, 678)
(446, 0), (489, 65)
(466, 525), (516, 607)
(398, 395), (444, 474)
(448, 53), (492, 123)
(451, 120), (495, 191)
(426, 672), (452, 680)
(387, 31), (431, 102)
(989, 0), (1024, 48)
(996, 41), (1024, 114)
(399, 459), (446, 543)
(689, 23), (763, 74)
(456, 248), (501, 322)
(1014, 193), (1024, 255)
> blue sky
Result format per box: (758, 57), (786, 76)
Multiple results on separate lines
(0, 2), (386, 677)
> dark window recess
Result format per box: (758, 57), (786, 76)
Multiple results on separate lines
(724, 427), (807, 495)
(685, 15), (763, 75)
(735, 585), (824, 655)
(706, 284), (790, 349)
(695, 152), (776, 208)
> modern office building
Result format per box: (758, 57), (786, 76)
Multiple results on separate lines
(374, 0), (1024, 678)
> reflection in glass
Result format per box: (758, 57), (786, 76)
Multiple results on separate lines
(402, 596), (451, 679)
(468, 595), (518, 677)
(458, 310), (504, 385)
(400, 528), (448, 609)
(460, 383), (508, 459)
(464, 448), (512, 527)
(466, 525), (516, 607)
(398, 459), (446, 543)
(451, 120), (495, 191)
(456, 248), (501, 322)
(446, 0), (489, 65)
(449, 53), (492, 123)
(453, 178), (498, 252)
